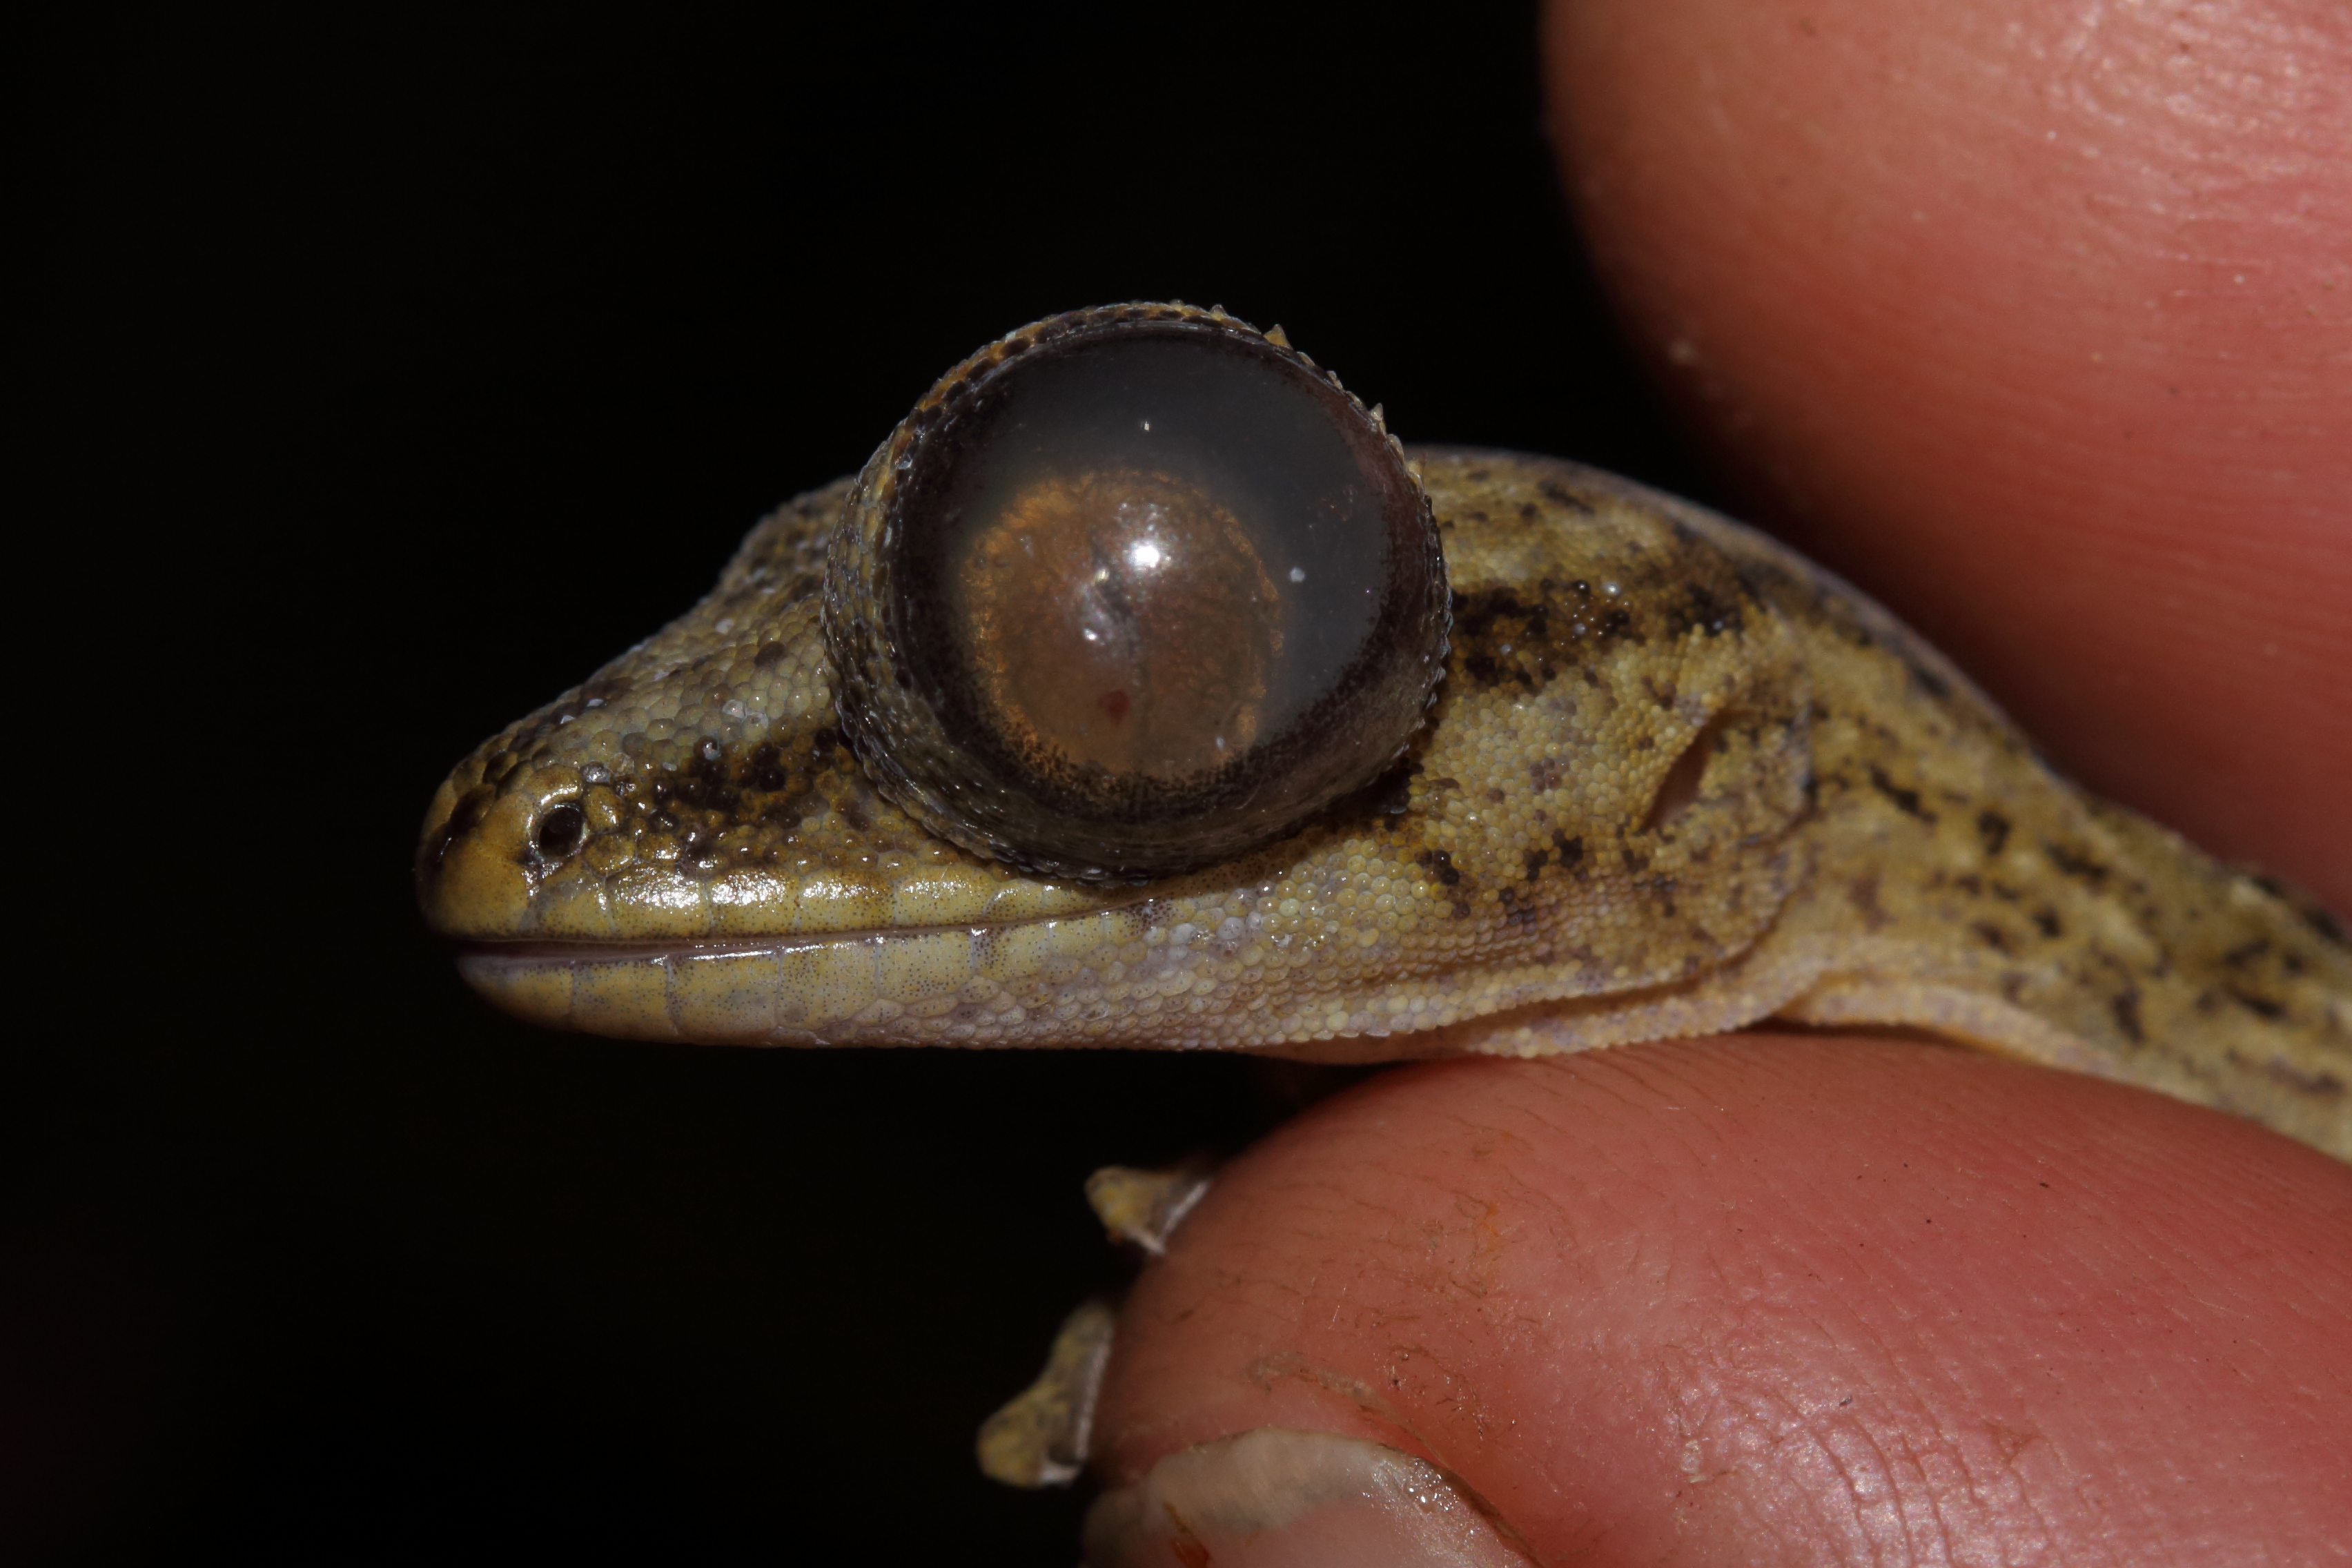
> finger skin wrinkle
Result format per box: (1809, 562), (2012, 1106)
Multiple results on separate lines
(1652, 1280), (1972, 1562)
(1095, 1041), (2352, 1562)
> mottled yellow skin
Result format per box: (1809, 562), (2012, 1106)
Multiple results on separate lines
(418, 451), (2352, 1159)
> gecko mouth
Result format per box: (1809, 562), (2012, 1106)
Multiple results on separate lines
(457, 930), (997, 966)
(458, 921), (1039, 1003)
(449, 887), (1168, 979)
(449, 908), (1159, 1049)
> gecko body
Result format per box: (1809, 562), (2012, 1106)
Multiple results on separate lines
(420, 439), (2351, 1160)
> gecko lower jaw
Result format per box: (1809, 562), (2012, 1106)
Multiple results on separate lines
(453, 930), (992, 1047)
(455, 933), (979, 966)
(450, 925), (1460, 1061)
(454, 911), (1210, 1048)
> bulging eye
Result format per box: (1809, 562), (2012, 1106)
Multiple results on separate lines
(824, 302), (1449, 882)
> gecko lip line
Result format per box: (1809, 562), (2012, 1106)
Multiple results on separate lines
(454, 925), (1092, 968)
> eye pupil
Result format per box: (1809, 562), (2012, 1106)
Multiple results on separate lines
(950, 465), (1282, 783)
(826, 304), (1449, 881)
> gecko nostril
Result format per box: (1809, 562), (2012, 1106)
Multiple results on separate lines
(533, 802), (586, 860)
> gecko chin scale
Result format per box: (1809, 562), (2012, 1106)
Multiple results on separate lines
(823, 303), (1451, 883)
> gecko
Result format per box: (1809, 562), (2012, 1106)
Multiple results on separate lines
(416, 302), (2351, 1168)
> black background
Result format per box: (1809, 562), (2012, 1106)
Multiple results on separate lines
(17, 7), (1715, 1561)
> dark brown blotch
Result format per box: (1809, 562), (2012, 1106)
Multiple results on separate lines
(1867, 765), (1936, 823)
(1538, 479), (1595, 514)
(2226, 987), (2286, 1021)
(2251, 1057), (2344, 1099)
(1976, 809), (2011, 857)
(2252, 874), (2347, 948)
(2044, 843), (2112, 889)
(2111, 988), (2144, 1043)
(743, 742), (790, 794)
(1667, 579), (1744, 638)
(672, 752), (746, 817)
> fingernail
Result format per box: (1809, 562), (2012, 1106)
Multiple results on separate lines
(1083, 1427), (1528, 1567)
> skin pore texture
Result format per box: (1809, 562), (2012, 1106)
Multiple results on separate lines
(416, 0), (2352, 1559)
(1092, 1040), (2352, 1564)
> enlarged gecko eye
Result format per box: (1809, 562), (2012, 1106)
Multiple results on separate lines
(824, 303), (1449, 882)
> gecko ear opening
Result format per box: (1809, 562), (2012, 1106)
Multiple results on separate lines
(1641, 709), (1732, 836)
(822, 304), (1452, 884)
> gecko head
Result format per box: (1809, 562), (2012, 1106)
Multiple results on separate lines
(417, 308), (1812, 1048)
(409, 467), (1134, 952)
(418, 302), (1449, 945)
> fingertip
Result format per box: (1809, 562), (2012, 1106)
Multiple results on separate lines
(1542, 0), (2352, 912)
(1090, 1039), (2352, 1562)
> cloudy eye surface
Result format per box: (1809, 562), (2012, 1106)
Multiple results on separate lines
(826, 304), (1449, 883)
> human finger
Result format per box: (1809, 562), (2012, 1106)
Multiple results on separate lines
(1545, 0), (2352, 912)
(1084, 1037), (2352, 1565)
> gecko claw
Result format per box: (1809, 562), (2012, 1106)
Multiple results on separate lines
(1085, 1162), (1215, 1256)
(977, 1297), (1117, 1489)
